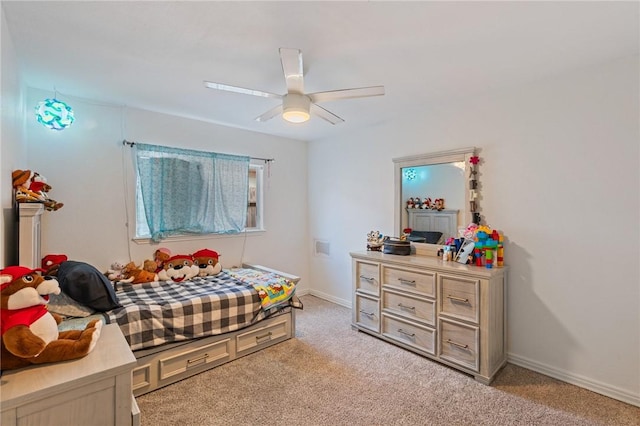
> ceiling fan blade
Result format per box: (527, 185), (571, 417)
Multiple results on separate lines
(279, 48), (304, 94)
(308, 86), (385, 104)
(204, 81), (282, 99)
(255, 105), (283, 122)
(310, 104), (345, 125)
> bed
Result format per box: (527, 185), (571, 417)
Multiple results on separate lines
(57, 263), (302, 396)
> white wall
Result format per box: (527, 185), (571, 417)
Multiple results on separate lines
(24, 88), (309, 289)
(0, 8), (27, 268)
(308, 56), (639, 405)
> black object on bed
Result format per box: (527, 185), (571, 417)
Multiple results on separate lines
(408, 231), (443, 244)
(57, 261), (121, 311)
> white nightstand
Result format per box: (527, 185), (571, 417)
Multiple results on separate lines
(1, 324), (138, 426)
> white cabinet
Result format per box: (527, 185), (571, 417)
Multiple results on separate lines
(351, 250), (507, 384)
(1, 324), (138, 426)
(18, 203), (44, 269)
(406, 209), (458, 240)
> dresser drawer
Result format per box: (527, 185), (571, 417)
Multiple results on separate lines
(382, 314), (435, 355)
(438, 274), (480, 324)
(355, 293), (380, 333)
(382, 265), (435, 298)
(439, 318), (479, 372)
(382, 289), (435, 326)
(355, 261), (380, 296)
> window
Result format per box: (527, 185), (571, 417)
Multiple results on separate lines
(134, 143), (262, 241)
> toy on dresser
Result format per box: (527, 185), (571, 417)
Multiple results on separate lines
(0, 266), (102, 370)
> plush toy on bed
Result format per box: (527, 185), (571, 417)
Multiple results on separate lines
(119, 262), (158, 284)
(157, 255), (199, 283)
(0, 266), (103, 371)
(105, 261), (127, 281)
(153, 248), (172, 273)
(192, 249), (222, 277)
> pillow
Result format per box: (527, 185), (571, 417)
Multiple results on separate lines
(57, 261), (121, 311)
(47, 290), (95, 318)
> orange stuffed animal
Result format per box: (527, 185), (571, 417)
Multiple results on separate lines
(119, 262), (158, 284)
(0, 266), (102, 370)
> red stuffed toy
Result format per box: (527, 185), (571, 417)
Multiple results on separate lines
(192, 249), (222, 277)
(42, 254), (68, 276)
(0, 266), (102, 370)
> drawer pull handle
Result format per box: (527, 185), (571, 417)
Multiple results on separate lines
(359, 275), (375, 282)
(447, 339), (469, 349)
(187, 353), (209, 366)
(446, 295), (469, 304)
(398, 303), (416, 311)
(398, 328), (416, 338)
(398, 278), (416, 286)
(359, 309), (375, 318)
(256, 331), (273, 342)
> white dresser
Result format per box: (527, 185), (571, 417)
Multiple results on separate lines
(1, 324), (139, 426)
(351, 250), (507, 384)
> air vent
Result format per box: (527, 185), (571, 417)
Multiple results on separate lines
(314, 239), (330, 257)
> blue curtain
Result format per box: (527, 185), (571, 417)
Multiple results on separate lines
(135, 143), (250, 242)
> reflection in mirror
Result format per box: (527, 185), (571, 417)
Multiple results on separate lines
(401, 162), (466, 244)
(393, 147), (477, 255)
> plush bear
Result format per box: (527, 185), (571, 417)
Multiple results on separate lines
(153, 248), (172, 273)
(119, 262), (157, 284)
(192, 249), (222, 277)
(0, 266), (103, 371)
(105, 261), (127, 281)
(12, 169), (63, 211)
(157, 255), (199, 283)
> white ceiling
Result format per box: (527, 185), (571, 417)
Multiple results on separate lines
(3, 1), (638, 142)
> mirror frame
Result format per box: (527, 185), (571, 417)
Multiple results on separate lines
(393, 146), (477, 256)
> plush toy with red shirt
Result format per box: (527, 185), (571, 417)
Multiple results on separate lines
(157, 255), (199, 283)
(0, 266), (103, 371)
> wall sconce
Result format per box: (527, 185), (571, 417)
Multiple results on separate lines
(282, 94), (310, 123)
(35, 98), (75, 130)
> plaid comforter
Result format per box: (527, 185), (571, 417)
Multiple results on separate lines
(106, 271), (284, 351)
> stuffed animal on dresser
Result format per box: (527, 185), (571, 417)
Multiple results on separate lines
(192, 249), (222, 277)
(12, 169), (63, 211)
(157, 255), (199, 283)
(0, 266), (103, 371)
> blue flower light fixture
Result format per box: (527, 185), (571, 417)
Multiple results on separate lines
(35, 98), (75, 130)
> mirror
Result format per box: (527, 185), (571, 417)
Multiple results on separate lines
(393, 147), (477, 255)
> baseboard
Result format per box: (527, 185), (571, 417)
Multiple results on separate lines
(306, 289), (351, 308)
(508, 353), (640, 407)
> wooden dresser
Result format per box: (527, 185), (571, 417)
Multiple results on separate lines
(351, 250), (507, 384)
(1, 324), (139, 426)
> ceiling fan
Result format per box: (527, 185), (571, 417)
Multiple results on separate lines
(204, 48), (384, 125)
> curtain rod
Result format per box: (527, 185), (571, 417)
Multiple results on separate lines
(122, 140), (275, 163)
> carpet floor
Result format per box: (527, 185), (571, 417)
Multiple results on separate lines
(136, 295), (639, 425)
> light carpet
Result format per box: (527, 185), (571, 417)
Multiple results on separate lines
(136, 295), (639, 425)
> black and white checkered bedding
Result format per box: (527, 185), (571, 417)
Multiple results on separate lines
(106, 271), (278, 351)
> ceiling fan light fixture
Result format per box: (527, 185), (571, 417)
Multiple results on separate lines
(282, 94), (310, 123)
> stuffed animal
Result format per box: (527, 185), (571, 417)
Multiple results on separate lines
(119, 262), (157, 284)
(433, 198), (445, 210)
(105, 261), (127, 281)
(41, 254), (68, 276)
(12, 169), (63, 211)
(0, 266), (103, 371)
(142, 259), (157, 274)
(153, 248), (172, 273)
(192, 249), (222, 277)
(421, 197), (431, 209)
(157, 255), (199, 283)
